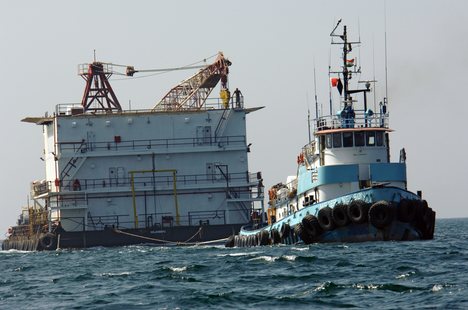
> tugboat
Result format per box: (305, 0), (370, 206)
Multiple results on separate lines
(2, 53), (265, 251)
(227, 21), (436, 247)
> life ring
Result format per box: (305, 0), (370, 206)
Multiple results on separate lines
(397, 199), (418, 222)
(347, 200), (369, 224)
(332, 203), (350, 227)
(39, 233), (57, 251)
(225, 235), (235, 248)
(369, 201), (395, 229)
(302, 214), (323, 239)
(317, 207), (336, 231)
(7, 227), (13, 235)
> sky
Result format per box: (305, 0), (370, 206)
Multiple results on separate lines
(1, 0), (467, 234)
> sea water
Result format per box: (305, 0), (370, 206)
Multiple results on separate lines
(1, 218), (467, 309)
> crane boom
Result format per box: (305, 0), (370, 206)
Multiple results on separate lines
(152, 52), (231, 111)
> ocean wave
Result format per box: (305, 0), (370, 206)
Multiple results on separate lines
(169, 266), (187, 272)
(249, 255), (279, 262)
(217, 251), (263, 257)
(99, 271), (133, 277)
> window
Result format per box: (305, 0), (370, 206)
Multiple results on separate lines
(354, 132), (365, 147)
(343, 132), (353, 147)
(333, 133), (342, 148)
(366, 131), (375, 146)
(376, 131), (384, 146)
(326, 134), (332, 149)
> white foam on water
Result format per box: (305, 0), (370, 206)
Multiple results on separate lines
(291, 247), (308, 252)
(217, 251), (262, 257)
(0, 249), (31, 254)
(169, 266), (187, 272)
(431, 284), (443, 292)
(282, 255), (297, 261)
(100, 271), (133, 277)
(249, 255), (279, 262)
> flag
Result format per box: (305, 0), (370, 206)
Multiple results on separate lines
(346, 58), (355, 67)
(330, 77), (339, 87)
(337, 79), (343, 95)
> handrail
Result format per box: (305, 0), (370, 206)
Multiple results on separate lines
(55, 97), (234, 116)
(58, 135), (246, 153)
(314, 111), (389, 131)
(37, 171), (262, 194)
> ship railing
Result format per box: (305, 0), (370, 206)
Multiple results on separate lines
(55, 96), (243, 116)
(228, 186), (264, 200)
(314, 111), (389, 131)
(271, 178), (298, 202)
(31, 180), (50, 196)
(54, 171), (257, 192)
(8, 224), (31, 236)
(55, 209), (248, 232)
(86, 214), (124, 231)
(188, 210), (226, 226)
(58, 135), (246, 153)
(49, 194), (88, 210)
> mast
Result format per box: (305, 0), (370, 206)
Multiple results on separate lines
(342, 25), (350, 103)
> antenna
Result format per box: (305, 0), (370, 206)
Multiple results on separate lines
(313, 63), (319, 120)
(307, 92), (311, 142)
(372, 35), (377, 112)
(328, 44), (333, 116)
(384, 0), (389, 104)
(330, 19), (342, 36)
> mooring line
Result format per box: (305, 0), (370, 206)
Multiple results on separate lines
(113, 227), (227, 246)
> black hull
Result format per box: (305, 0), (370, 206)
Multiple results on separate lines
(2, 224), (243, 251)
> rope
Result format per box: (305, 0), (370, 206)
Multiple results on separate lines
(113, 226), (227, 246)
(111, 53), (219, 81)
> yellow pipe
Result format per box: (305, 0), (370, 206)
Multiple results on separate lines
(130, 172), (138, 228)
(129, 169), (180, 227)
(172, 170), (180, 225)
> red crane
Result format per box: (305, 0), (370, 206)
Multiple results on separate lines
(150, 52), (231, 111)
(79, 62), (122, 112)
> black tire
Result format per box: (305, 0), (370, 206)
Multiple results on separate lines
(418, 201), (434, 240)
(317, 207), (336, 231)
(302, 214), (323, 239)
(259, 230), (269, 246)
(280, 223), (291, 240)
(270, 229), (281, 244)
(294, 223), (314, 244)
(347, 200), (369, 224)
(225, 235), (235, 248)
(39, 233), (57, 251)
(332, 203), (350, 227)
(398, 199), (417, 222)
(255, 232), (261, 246)
(250, 235), (256, 247)
(369, 201), (395, 229)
